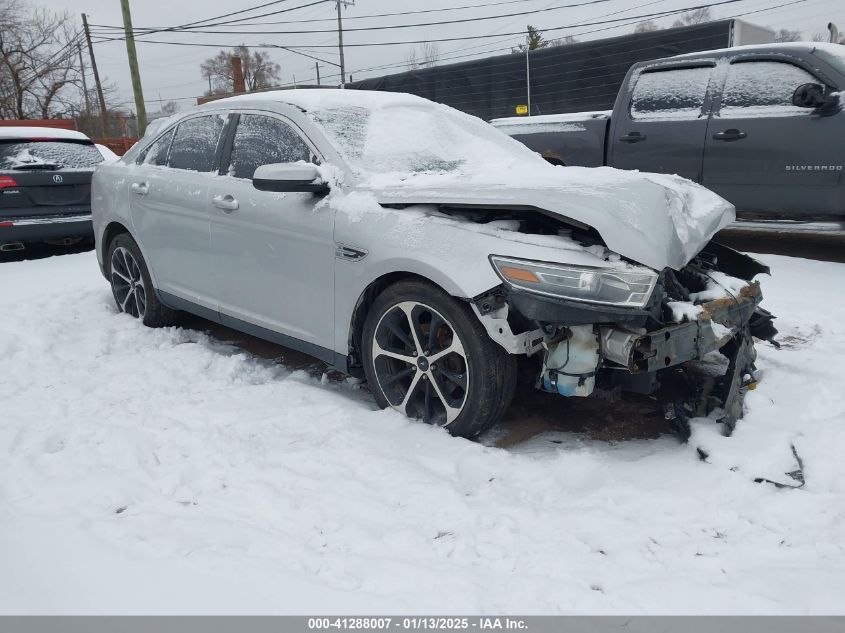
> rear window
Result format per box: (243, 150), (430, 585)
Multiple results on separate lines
(0, 140), (103, 170)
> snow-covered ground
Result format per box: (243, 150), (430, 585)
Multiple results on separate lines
(1, 251), (843, 614)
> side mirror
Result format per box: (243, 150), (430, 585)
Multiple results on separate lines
(253, 163), (329, 194)
(792, 83), (829, 109)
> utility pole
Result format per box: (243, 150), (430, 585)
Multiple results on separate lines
(81, 13), (108, 136)
(315, 62), (321, 86)
(525, 32), (532, 117)
(119, 0), (147, 136)
(77, 42), (91, 117)
(336, 1), (354, 88)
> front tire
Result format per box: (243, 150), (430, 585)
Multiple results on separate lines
(107, 233), (176, 328)
(362, 279), (517, 438)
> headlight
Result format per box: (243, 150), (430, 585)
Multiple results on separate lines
(490, 255), (658, 308)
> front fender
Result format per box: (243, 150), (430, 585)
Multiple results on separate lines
(332, 202), (616, 357)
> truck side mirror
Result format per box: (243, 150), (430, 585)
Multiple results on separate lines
(792, 83), (828, 108)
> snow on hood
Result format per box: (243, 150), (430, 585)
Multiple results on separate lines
(299, 92), (734, 271)
(358, 167), (733, 271)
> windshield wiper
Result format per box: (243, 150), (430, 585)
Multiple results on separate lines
(11, 163), (63, 171)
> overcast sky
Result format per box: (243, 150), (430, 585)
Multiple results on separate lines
(41, 0), (845, 114)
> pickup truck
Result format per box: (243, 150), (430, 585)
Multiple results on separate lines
(492, 42), (845, 222)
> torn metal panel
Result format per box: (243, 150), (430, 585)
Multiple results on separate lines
(600, 282), (763, 373)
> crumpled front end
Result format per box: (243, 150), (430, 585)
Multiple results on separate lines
(474, 242), (777, 439)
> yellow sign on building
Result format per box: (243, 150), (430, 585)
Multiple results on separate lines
(515, 105), (528, 115)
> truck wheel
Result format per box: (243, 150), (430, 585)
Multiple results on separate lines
(107, 233), (176, 328)
(362, 279), (517, 438)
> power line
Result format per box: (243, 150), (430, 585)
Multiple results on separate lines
(91, 0), (545, 30)
(111, 0), (812, 106)
(13, 31), (86, 86)
(89, 0), (768, 48)
(89, 0), (334, 37)
(91, 0), (619, 36)
(276, 0), (809, 86)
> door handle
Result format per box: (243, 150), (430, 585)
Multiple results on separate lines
(212, 194), (239, 212)
(712, 129), (747, 141)
(131, 182), (149, 195)
(619, 131), (647, 143)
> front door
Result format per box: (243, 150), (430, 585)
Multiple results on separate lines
(702, 57), (845, 219)
(209, 112), (336, 352)
(609, 63), (716, 182)
(130, 114), (226, 309)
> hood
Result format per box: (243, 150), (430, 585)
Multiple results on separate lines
(360, 166), (735, 271)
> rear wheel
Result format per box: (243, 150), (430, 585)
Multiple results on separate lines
(107, 233), (176, 327)
(362, 280), (516, 438)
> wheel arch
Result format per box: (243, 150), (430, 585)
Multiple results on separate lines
(100, 222), (164, 300)
(346, 271), (456, 374)
(101, 220), (131, 269)
(540, 150), (567, 166)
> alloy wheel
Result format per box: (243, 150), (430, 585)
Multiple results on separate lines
(110, 246), (147, 319)
(371, 301), (469, 426)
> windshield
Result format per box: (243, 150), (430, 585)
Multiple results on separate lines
(0, 140), (104, 170)
(308, 103), (542, 179)
(815, 47), (845, 78)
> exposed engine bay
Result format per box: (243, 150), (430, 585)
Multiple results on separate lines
(446, 206), (779, 440)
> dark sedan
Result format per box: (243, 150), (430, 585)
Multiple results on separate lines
(0, 127), (107, 253)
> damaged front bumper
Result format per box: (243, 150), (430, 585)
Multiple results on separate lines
(598, 281), (772, 436)
(600, 282), (763, 374)
(478, 242), (777, 439)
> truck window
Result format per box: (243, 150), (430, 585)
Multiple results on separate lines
(630, 66), (712, 121)
(720, 60), (819, 118)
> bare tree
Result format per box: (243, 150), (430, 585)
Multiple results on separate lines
(161, 100), (179, 115)
(774, 29), (803, 42)
(550, 35), (578, 46)
(0, 0), (84, 119)
(812, 29), (845, 44)
(672, 7), (712, 27)
(200, 45), (281, 94)
(634, 20), (660, 33)
(421, 42), (440, 67)
(405, 42), (440, 70)
(404, 49), (419, 71)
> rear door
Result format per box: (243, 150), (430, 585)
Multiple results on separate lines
(0, 138), (103, 221)
(129, 113), (228, 310)
(609, 63), (716, 182)
(209, 111), (336, 352)
(703, 56), (844, 218)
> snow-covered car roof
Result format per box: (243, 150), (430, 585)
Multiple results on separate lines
(0, 126), (91, 142)
(216, 88), (433, 113)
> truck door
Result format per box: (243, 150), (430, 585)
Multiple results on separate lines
(609, 63), (716, 182)
(702, 57), (844, 219)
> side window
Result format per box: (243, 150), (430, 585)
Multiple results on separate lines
(140, 128), (174, 166)
(630, 66), (712, 121)
(167, 115), (225, 172)
(226, 114), (312, 180)
(720, 61), (819, 117)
